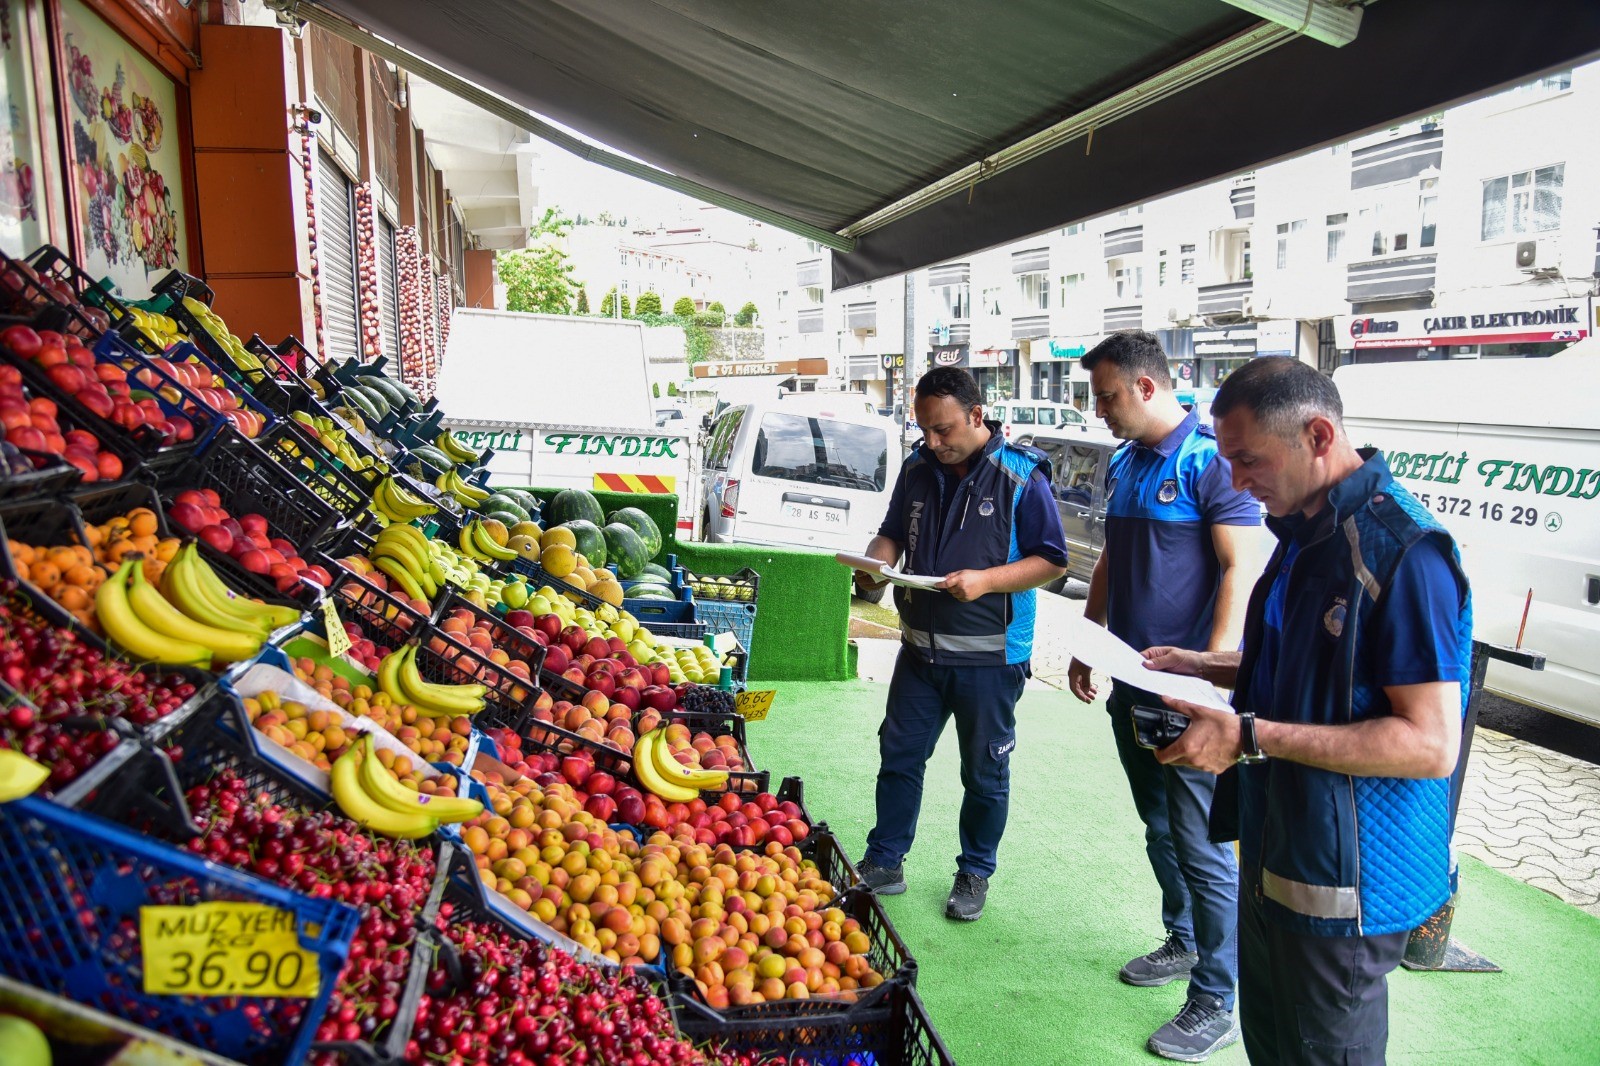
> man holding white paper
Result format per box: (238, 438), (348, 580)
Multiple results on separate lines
(850, 366), (1067, 922)
(1066, 330), (1264, 1062)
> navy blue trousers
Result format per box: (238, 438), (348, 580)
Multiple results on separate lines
(1109, 682), (1240, 1008)
(863, 650), (1028, 879)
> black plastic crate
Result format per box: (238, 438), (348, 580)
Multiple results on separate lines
(669, 883), (917, 1031)
(247, 333), (324, 388)
(318, 553), (433, 650)
(657, 707), (758, 775)
(697, 981), (954, 1066)
(150, 271), (296, 415)
(68, 478), (168, 532)
(0, 245), (125, 340)
(0, 445), (80, 501)
(422, 590), (547, 727)
(686, 566), (761, 604)
(507, 557), (607, 611)
(258, 418), (378, 526)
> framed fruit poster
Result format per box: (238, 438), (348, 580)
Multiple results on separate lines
(54, 0), (187, 295)
(0, 0), (58, 255)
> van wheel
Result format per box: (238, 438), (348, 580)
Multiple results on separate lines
(854, 583), (887, 604)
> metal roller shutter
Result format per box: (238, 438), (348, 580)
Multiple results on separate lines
(378, 215), (399, 358)
(317, 151), (360, 364)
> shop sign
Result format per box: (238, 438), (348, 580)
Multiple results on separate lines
(1194, 325), (1257, 356)
(1256, 320), (1299, 358)
(1171, 360), (1196, 382)
(692, 357), (830, 379)
(880, 353), (906, 370)
(929, 343), (969, 367)
(1334, 298), (1591, 350)
(969, 348), (1014, 368)
(540, 432), (681, 458)
(1037, 336), (1094, 361)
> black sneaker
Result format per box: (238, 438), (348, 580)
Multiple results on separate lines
(944, 871), (988, 921)
(1119, 932), (1198, 986)
(1146, 993), (1240, 1062)
(855, 857), (906, 895)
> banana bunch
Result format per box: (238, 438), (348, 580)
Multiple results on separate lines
(181, 295), (268, 377)
(376, 644), (487, 717)
(128, 306), (183, 351)
(633, 728), (730, 802)
(458, 517), (517, 563)
(368, 524), (446, 603)
(372, 476), (438, 524)
(96, 545), (300, 666)
(330, 734), (478, 838)
(436, 467), (489, 510)
(434, 431), (483, 466)
(290, 410), (379, 473)
(331, 404), (369, 436)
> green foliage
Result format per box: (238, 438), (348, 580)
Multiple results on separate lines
(708, 301), (726, 315)
(673, 296), (696, 317)
(652, 382), (661, 398)
(634, 311), (712, 364)
(692, 310), (723, 329)
(634, 290), (663, 316)
(496, 208), (580, 314)
(734, 301), (759, 326)
(599, 288), (632, 316)
(575, 286), (589, 313)
(666, 381), (679, 396)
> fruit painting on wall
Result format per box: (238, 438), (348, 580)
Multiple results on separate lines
(0, 0), (55, 254)
(56, 0), (186, 294)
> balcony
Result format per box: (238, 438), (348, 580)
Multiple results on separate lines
(1104, 226), (1143, 258)
(797, 308), (824, 334)
(928, 262), (970, 287)
(796, 259), (824, 287)
(1011, 314), (1050, 341)
(1199, 280), (1252, 317)
(1104, 305), (1143, 331)
(1346, 254), (1437, 303)
(1351, 127), (1443, 190)
(845, 301), (877, 332)
(929, 322), (971, 345)
(1229, 185), (1255, 220)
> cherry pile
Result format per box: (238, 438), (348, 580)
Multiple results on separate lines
(0, 587), (196, 789)
(184, 774), (441, 1056)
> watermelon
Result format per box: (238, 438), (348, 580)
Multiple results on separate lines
(602, 522), (648, 578)
(482, 494), (532, 523)
(607, 506), (662, 559)
(639, 562), (673, 584)
(549, 488), (604, 527)
(626, 583), (676, 600)
(561, 519), (607, 569)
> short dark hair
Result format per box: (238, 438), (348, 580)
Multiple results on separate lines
(915, 366), (982, 410)
(1080, 330), (1171, 390)
(1211, 357), (1342, 438)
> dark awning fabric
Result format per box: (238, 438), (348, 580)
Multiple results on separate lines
(314, 0), (1600, 288)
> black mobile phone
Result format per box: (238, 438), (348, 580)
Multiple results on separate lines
(1132, 705), (1191, 750)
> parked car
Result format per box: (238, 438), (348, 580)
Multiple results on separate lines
(700, 398), (904, 556)
(1014, 426), (1123, 591)
(990, 399), (1089, 440)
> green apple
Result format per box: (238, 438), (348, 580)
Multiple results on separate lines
(0, 1016), (50, 1066)
(611, 618), (637, 644)
(501, 581), (529, 609)
(628, 639), (654, 661)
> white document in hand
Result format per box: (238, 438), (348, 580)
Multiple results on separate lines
(833, 553), (947, 591)
(1061, 614), (1235, 713)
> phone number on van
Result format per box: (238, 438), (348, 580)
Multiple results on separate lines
(1413, 492), (1550, 529)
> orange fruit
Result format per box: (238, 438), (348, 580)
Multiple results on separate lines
(64, 564), (99, 587)
(128, 509), (158, 537)
(55, 585), (90, 611)
(8, 540), (34, 565)
(29, 561), (60, 588)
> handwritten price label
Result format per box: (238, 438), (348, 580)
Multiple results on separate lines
(322, 598), (352, 658)
(141, 903), (320, 998)
(734, 690), (777, 722)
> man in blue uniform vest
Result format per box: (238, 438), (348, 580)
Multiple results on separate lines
(1144, 358), (1472, 1065)
(852, 367), (1068, 921)
(1068, 330), (1264, 1061)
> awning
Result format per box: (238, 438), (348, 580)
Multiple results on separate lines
(294, 0), (1600, 287)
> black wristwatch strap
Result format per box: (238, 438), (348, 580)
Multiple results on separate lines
(1239, 713), (1267, 764)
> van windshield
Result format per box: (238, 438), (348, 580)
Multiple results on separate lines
(752, 413), (888, 491)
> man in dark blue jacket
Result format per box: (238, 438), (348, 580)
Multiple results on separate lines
(853, 367), (1068, 921)
(1144, 357), (1472, 1065)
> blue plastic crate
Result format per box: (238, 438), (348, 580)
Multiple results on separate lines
(0, 796), (360, 1065)
(695, 598), (757, 651)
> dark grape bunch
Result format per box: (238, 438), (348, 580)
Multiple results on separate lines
(678, 684), (734, 716)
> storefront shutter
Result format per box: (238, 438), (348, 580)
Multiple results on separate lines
(378, 215), (399, 358)
(318, 150), (360, 364)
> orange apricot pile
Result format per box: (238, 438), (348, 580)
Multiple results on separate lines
(8, 506), (181, 631)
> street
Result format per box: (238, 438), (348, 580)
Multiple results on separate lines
(850, 588), (1600, 918)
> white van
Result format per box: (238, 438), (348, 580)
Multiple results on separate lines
(990, 399), (1089, 440)
(1335, 345), (1600, 727)
(700, 400), (903, 553)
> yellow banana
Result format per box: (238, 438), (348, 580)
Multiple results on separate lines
(376, 646), (406, 704)
(329, 745), (438, 839)
(647, 728), (731, 791)
(95, 561), (212, 667)
(356, 734), (482, 823)
(396, 645), (487, 715)
(632, 731), (700, 803)
(184, 544), (301, 629)
(380, 523), (431, 556)
(436, 431), (480, 464)
(457, 522), (491, 563)
(385, 478), (437, 517)
(374, 556), (428, 603)
(372, 537), (433, 595)
(446, 470), (489, 506)
(469, 520), (518, 562)
(129, 562), (263, 663)
(161, 548), (271, 638)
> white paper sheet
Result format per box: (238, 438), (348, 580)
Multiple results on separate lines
(834, 553), (947, 591)
(1061, 614), (1236, 712)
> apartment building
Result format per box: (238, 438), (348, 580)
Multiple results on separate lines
(767, 58), (1600, 410)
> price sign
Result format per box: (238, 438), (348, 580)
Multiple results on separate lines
(322, 598), (352, 658)
(734, 689), (777, 722)
(141, 903), (321, 998)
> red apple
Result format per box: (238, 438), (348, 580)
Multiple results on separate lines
(586, 772), (616, 796)
(238, 549), (273, 575)
(559, 625), (587, 653)
(504, 609), (535, 630)
(584, 794), (618, 822)
(650, 662), (671, 687)
(585, 671), (615, 698)
(612, 686), (641, 711)
(616, 791), (646, 824)
(543, 644), (571, 674)
(533, 613), (563, 640)
(582, 636), (611, 660)
(615, 668), (647, 691)
(198, 524), (235, 554)
(641, 685), (677, 713)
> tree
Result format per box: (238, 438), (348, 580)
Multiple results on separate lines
(575, 286), (590, 314)
(666, 381), (679, 396)
(495, 207), (580, 314)
(734, 301), (759, 326)
(600, 288), (631, 316)
(652, 382), (660, 398)
(634, 290), (663, 316)
(673, 296), (696, 317)
(708, 301), (726, 316)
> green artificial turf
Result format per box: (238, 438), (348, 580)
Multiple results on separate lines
(747, 678), (1600, 1065)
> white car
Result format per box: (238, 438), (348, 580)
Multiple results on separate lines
(700, 398), (903, 554)
(990, 399), (1089, 440)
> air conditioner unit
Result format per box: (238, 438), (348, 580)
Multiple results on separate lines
(1516, 240), (1560, 275)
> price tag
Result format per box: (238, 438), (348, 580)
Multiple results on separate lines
(734, 689), (777, 722)
(141, 903), (321, 998)
(322, 598), (352, 658)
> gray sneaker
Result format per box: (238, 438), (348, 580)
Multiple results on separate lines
(1120, 932), (1199, 986)
(1146, 993), (1240, 1062)
(855, 857), (906, 895)
(944, 871), (988, 921)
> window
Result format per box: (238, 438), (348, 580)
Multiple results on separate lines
(1058, 272), (1086, 306)
(1010, 406), (1036, 425)
(1117, 205), (1144, 218)
(776, 290), (787, 313)
(1481, 165), (1562, 240)
(1062, 222), (1084, 236)
(618, 252), (628, 265)
(938, 282), (971, 320)
(1275, 220), (1306, 270)
(982, 286), (1003, 316)
(1037, 407), (1057, 427)
(1326, 213), (1347, 262)
(1158, 251), (1168, 288)
(804, 286), (825, 305)
(1513, 71), (1572, 96)
(1112, 265), (1143, 300)
(752, 413), (888, 491)
(1179, 246), (1195, 285)
(1241, 241), (1252, 280)
(1017, 272), (1048, 311)
(1419, 178), (1437, 248)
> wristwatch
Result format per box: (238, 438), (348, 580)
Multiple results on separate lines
(1238, 713), (1267, 764)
